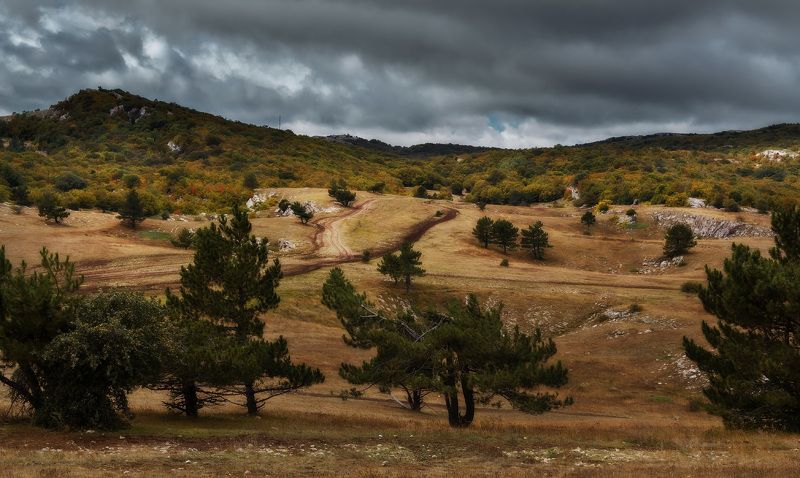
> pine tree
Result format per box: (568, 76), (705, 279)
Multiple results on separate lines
(36, 190), (70, 223)
(322, 268), (433, 411)
(328, 180), (357, 207)
(290, 201), (313, 224)
(377, 252), (402, 285)
(683, 205), (800, 431)
(0, 247), (81, 423)
(243, 172), (259, 189)
(118, 189), (146, 228)
(663, 223), (696, 258)
(322, 269), (572, 427)
(491, 219), (518, 254)
(580, 211), (596, 232)
(168, 204), (322, 415)
(472, 216), (494, 248)
(521, 221), (551, 260)
(378, 242), (425, 292)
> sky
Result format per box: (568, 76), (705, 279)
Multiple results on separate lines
(1, 0), (800, 148)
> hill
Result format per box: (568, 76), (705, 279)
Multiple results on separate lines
(1, 88), (800, 215)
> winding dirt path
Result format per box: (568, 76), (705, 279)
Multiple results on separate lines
(282, 200), (458, 277)
(77, 199), (458, 290)
(311, 198), (377, 259)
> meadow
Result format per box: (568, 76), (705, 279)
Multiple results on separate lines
(1, 188), (796, 476)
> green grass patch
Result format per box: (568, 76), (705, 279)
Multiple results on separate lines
(649, 395), (674, 403)
(137, 230), (172, 241)
(624, 221), (650, 230)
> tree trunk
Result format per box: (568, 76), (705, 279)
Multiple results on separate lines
(404, 274), (411, 293)
(406, 389), (423, 411)
(245, 381), (258, 415)
(444, 379), (475, 427)
(182, 379), (199, 418)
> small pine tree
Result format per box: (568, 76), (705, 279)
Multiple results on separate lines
(290, 201), (313, 224)
(580, 211), (596, 232)
(328, 179), (356, 207)
(36, 190), (70, 223)
(243, 172), (259, 189)
(118, 190), (146, 228)
(663, 223), (696, 258)
(278, 198), (290, 213)
(521, 221), (551, 260)
(491, 219), (518, 254)
(170, 228), (196, 248)
(378, 242), (424, 292)
(414, 186), (427, 198)
(472, 216), (494, 248)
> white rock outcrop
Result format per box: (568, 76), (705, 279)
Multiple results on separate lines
(757, 149), (798, 162)
(650, 211), (771, 239)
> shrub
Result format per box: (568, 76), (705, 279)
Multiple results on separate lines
(681, 281), (703, 293)
(55, 172), (88, 192)
(500, 258), (509, 267)
(361, 250), (371, 263)
(628, 303), (643, 313)
(170, 228), (196, 248)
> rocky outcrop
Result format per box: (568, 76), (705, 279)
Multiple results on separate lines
(757, 149), (797, 162)
(650, 211), (772, 238)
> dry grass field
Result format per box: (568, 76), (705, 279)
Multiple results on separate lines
(1, 190), (798, 477)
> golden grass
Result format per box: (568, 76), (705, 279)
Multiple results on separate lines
(0, 192), (793, 476)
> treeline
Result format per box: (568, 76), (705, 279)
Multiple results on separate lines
(3, 89), (800, 214)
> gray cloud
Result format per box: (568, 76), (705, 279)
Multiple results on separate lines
(1, 0), (799, 147)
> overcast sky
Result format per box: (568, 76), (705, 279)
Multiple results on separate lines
(1, 1), (799, 147)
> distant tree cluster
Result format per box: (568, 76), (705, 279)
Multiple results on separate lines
(472, 216), (552, 259)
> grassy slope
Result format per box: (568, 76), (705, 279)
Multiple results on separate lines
(2, 191), (799, 476)
(2, 89), (800, 215)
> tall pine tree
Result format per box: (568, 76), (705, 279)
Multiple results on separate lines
(168, 204), (322, 415)
(684, 205), (800, 431)
(118, 190), (146, 228)
(491, 219), (518, 254)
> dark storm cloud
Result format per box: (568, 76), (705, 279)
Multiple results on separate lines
(1, 0), (800, 147)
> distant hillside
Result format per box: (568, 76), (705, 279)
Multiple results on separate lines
(1, 88), (799, 214)
(318, 134), (491, 157)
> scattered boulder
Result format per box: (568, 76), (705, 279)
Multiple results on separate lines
(640, 255), (684, 274)
(246, 191), (277, 210)
(276, 239), (296, 251)
(687, 197), (706, 208)
(167, 140), (182, 153)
